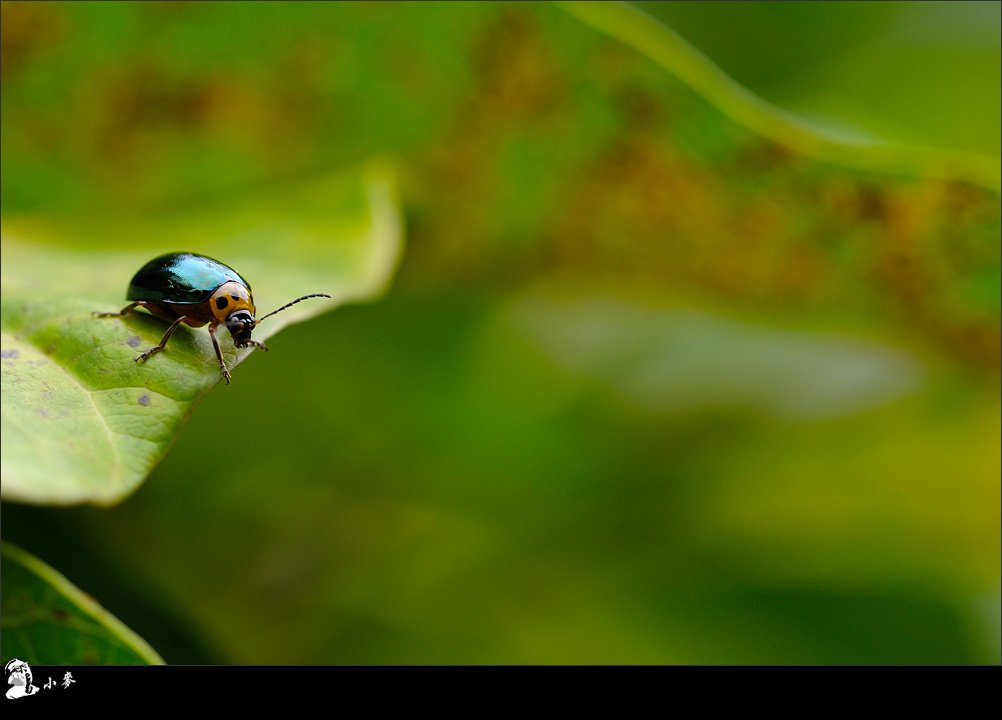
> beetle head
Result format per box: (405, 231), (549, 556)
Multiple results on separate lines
(225, 310), (256, 347)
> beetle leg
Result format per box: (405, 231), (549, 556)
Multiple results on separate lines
(207, 324), (232, 384)
(93, 302), (141, 318)
(135, 315), (187, 365)
(242, 339), (268, 352)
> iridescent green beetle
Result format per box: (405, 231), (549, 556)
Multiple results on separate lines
(95, 252), (330, 384)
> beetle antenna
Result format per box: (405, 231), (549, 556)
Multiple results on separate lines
(254, 294), (332, 325)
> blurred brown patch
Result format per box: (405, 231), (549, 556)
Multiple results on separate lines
(412, 5), (564, 282)
(0, 2), (65, 79)
(474, 6), (560, 124)
(866, 179), (1001, 370)
(545, 132), (832, 305)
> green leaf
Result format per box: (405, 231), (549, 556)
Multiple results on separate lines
(1, 160), (403, 506)
(1, 541), (163, 665)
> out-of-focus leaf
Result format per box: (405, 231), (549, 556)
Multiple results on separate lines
(560, 2), (1000, 191)
(499, 290), (924, 420)
(630, 2), (1002, 159)
(1, 542), (163, 665)
(1, 161), (402, 506)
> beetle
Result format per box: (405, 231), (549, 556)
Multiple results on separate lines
(95, 252), (331, 384)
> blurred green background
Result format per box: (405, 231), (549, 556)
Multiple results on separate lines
(2, 1), (999, 664)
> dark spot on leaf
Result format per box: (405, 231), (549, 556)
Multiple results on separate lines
(36, 407), (48, 417)
(0, 349), (18, 358)
(127, 335), (141, 348)
(52, 607), (69, 622)
(138, 394), (150, 406)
